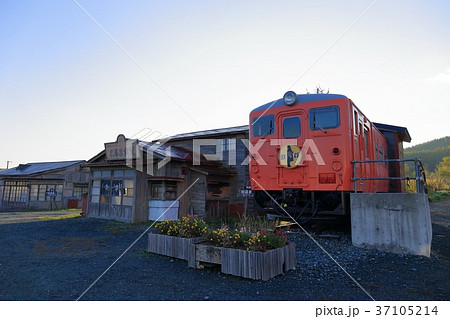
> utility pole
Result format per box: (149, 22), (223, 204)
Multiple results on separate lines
(6, 161), (12, 169)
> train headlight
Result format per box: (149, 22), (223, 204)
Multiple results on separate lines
(283, 91), (297, 106)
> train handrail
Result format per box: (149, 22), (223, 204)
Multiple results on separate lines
(351, 158), (426, 193)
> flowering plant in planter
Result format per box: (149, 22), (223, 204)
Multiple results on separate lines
(155, 216), (288, 251)
(246, 229), (288, 251)
(155, 217), (208, 238)
(203, 227), (287, 252)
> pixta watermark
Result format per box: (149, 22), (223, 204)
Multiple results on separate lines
(124, 131), (325, 176)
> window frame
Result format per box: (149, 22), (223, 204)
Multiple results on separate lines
(282, 116), (301, 139)
(90, 169), (135, 207)
(308, 105), (340, 131)
(149, 181), (178, 200)
(252, 114), (275, 137)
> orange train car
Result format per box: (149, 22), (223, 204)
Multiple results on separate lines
(249, 92), (410, 216)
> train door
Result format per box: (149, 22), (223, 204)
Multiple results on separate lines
(353, 107), (370, 192)
(276, 111), (306, 187)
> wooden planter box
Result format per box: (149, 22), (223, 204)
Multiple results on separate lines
(147, 233), (202, 260)
(222, 243), (296, 281)
(187, 244), (222, 269)
(189, 243), (296, 281)
(147, 233), (296, 281)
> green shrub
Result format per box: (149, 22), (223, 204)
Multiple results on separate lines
(156, 216), (288, 251)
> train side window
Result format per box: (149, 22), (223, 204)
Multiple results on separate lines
(354, 111), (359, 135)
(363, 129), (369, 158)
(283, 117), (301, 138)
(309, 106), (340, 131)
(252, 115), (275, 137)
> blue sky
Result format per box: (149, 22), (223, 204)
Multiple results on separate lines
(1, 0), (449, 166)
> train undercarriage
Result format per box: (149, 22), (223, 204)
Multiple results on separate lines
(254, 189), (351, 223)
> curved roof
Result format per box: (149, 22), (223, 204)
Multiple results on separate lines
(251, 93), (348, 113)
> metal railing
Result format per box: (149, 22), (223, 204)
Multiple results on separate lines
(351, 158), (426, 193)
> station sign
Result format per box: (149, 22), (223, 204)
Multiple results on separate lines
(105, 134), (137, 160)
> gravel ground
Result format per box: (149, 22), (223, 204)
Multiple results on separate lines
(0, 203), (448, 301)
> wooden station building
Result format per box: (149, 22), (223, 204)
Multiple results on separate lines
(85, 126), (254, 223)
(0, 161), (89, 211)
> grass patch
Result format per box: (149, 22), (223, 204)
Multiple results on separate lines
(428, 190), (450, 202)
(36, 213), (81, 221)
(101, 220), (157, 232)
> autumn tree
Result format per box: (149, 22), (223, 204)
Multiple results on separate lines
(436, 156), (450, 181)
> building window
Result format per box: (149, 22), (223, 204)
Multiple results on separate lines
(73, 186), (88, 200)
(7, 183), (63, 203)
(151, 182), (164, 200)
(217, 138), (236, 152)
(309, 106), (340, 131)
(149, 181), (178, 200)
(100, 180), (111, 203)
(30, 185), (38, 201)
(90, 169), (134, 206)
(38, 185), (46, 201)
(123, 179), (134, 197)
(252, 115), (275, 137)
(101, 170), (111, 178)
(283, 117), (301, 138)
(113, 170), (124, 178)
(165, 182), (178, 200)
(2, 181), (28, 203)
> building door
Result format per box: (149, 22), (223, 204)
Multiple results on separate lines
(206, 199), (229, 219)
(206, 180), (230, 219)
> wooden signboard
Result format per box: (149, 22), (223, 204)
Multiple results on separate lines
(105, 134), (137, 160)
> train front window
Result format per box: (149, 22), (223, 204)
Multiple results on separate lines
(252, 115), (275, 137)
(309, 106), (340, 131)
(283, 117), (301, 138)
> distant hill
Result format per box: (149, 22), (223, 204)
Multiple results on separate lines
(405, 137), (450, 171)
(405, 137), (450, 152)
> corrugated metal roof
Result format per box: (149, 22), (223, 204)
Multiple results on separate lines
(0, 160), (84, 177)
(251, 93), (348, 113)
(161, 125), (249, 141)
(138, 141), (191, 160)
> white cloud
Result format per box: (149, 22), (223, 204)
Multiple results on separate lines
(426, 68), (450, 83)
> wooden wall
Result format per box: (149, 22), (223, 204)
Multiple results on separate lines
(187, 170), (207, 218)
(134, 169), (149, 222)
